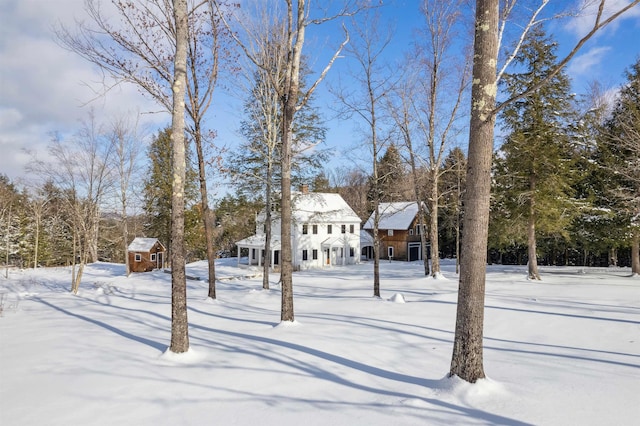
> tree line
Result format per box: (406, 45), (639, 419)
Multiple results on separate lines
(2, 0), (639, 383)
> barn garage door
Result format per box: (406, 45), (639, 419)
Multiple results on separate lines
(408, 243), (421, 261)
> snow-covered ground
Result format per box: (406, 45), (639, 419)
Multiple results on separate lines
(1, 259), (639, 425)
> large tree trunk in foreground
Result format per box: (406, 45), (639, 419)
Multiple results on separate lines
(280, 100), (295, 321)
(449, 0), (499, 383)
(170, 0), (189, 353)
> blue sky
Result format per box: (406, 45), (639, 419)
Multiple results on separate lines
(1, 0), (639, 189)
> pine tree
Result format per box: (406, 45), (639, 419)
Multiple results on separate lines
(438, 147), (467, 270)
(494, 26), (578, 280)
(142, 128), (199, 256)
(599, 59), (640, 274)
(371, 144), (409, 203)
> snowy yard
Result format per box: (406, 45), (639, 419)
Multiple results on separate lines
(1, 259), (639, 425)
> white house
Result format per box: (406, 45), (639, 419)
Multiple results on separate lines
(236, 190), (362, 270)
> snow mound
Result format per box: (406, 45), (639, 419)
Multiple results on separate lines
(158, 347), (206, 365)
(274, 320), (301, 329)
(388, 293), (406, 303)
(435, 375), (508, 401)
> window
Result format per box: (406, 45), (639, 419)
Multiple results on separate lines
(350, 247), (354, 257)
(388, 246), (394, 258)
(312, 224), (318, 234)
(409, 228), (414, 236)
(312, 249), (318, 260)
(302, 250), (308, 261)
(340, 248), (344, 258)
(388, 229), (394, 236)
(134, 253), (141, 262)
(327, 224), (333, 234)
(350, 224), (355, 234)
(150, 253), (156, 261)
(341, 224), (346, 234)
(302, 224), (308, 235)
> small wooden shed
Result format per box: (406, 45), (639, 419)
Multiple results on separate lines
(127, 238), (166, 273)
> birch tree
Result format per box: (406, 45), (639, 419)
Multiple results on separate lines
(27, 113), (114, 293)
(218, 0), (357, 320)
(451, 0), (640, 383)
(332, 8), (392, 297)
(109, 114), (143, 276)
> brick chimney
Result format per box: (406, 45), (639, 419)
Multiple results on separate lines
(301, 184), (309, 194)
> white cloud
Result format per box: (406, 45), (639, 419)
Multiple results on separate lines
(564, 0), (640, 39)
(0, 0), (166, 182)
(567, 45), (611, 76)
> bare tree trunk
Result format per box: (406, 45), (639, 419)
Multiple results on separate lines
(280, 98), (295, 321)
(632, 230), (640, 275)
(449, 0), (499, 383)
(528, 175), (540, 280)
(428, 178), (440, 276)
(608, 247), (617, 267)
(170, 0), (189, 354)
(263, 164), (272, 290)
(4, 204), (10, 279)
(373, 203), (381, 298)
(456, 159), (462, 274)
(527, 210), (540, 280)
(34, 217), (39, 269)
(397, 99), (430, 276)
(71, 226), (77, 292)
(193, 126), (217, 300)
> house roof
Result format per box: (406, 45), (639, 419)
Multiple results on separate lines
(127, 237), (164, 252)
(236, 234), (281, 250)
(260, 192), (361, 224)
(360, 229), (374, 247)
(362, 202), (421, 230)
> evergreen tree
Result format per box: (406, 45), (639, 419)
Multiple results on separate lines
(568, 86), (623, 266)
(495, 26), (578, 279)
(371, 144), (409, 203)
(438, 147), (467, 270)
(230, 62), (328, 201)
(214, 194), (263, 255)
(599, 59), (640, 274)
(142, 127), (199, 256)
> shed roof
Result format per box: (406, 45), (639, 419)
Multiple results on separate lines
(127, 237), (164, 252)
(363, 202), (421, 230)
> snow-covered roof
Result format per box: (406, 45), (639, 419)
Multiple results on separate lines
(362, 202), (421, 230)
(236, 234), (281, 250)
(260, 192), (361, 224)
(127, 237), (164, 252)
(360, 229), (374, 247)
